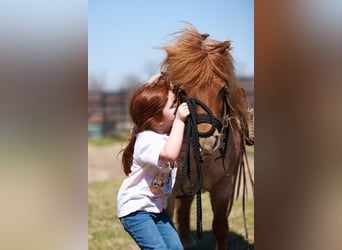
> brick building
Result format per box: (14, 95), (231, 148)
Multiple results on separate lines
(88, 90), (131, 137)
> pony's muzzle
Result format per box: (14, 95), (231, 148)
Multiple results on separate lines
(199, 130), (221, 156)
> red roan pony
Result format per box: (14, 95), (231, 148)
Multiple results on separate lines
(159, 24), (254, 250)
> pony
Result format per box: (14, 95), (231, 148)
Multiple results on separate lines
(159, 23), (254, 250)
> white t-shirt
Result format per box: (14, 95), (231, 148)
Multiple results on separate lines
(117, 130), (178, 218)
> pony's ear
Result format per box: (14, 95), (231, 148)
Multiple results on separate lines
(223, 41), (231, 49)
(221, 41), (231, 54)
(201, 33), (209, 40)
(210, 41), (231, 55)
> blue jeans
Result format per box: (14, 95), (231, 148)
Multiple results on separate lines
(120, 209), (183, 250)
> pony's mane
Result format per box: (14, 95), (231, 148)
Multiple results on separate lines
(160, 23), (250, 129)
(160, 24), (235, 90)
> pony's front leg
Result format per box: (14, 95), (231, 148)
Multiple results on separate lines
(212, 213), (228, 250)
(175, 196), (195, 249)
(210, 176), (232, 250)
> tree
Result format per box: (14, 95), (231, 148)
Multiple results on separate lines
(88, 74), (105, 93)
(119, 74), (141, 91)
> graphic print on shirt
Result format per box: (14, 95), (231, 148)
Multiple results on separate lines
(149, 169), (172, 196)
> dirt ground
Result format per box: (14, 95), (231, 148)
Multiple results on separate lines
(88, 144), (126, 182)
(88, 144), (254, 182)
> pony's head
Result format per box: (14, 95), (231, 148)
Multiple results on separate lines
(160, 23), (250, 156)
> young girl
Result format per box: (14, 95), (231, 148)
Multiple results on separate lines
(117, 75), (189, 249)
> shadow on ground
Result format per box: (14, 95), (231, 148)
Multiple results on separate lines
(184, 230), (254, 250)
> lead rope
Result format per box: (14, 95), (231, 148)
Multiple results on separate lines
(178, 98), (221, 239)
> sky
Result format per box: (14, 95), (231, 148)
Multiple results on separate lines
(88, 0), (254, 91)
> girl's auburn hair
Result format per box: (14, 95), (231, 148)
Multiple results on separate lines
(121, 75), (170, 176)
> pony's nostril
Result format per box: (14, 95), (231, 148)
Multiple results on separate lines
(213, 135), (219, 149)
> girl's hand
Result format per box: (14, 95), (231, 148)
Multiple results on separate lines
(175, 103), (190, 122)
(160, 102), (190, 161)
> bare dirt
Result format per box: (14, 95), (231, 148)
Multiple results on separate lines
(88, 143), (126, 182)
(88, 143), (254, 183)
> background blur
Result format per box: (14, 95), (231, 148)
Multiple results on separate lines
(0, 0), (341, 249)
(0, 1), (87, 250)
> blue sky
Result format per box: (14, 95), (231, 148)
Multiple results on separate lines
(88, 0), (254, 91)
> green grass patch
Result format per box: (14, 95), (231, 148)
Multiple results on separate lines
(246, 145), (254, 154)
(88, 132), (129, 146)
(89, 179), (254, 250)
(88, 179), (138, 250)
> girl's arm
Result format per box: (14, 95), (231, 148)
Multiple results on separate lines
(159, 103), (189, 161)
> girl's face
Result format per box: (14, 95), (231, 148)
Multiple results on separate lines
(160, 90), (177, 131)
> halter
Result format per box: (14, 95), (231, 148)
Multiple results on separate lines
(172, 83), (232, 159)
(171, 81), (253, 240)
(172, 83), (232, 239)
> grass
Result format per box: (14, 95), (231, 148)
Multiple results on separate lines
(88, 179), (254, 250)
(88, 132), (130, 146)
(246, 145), (254, 154)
